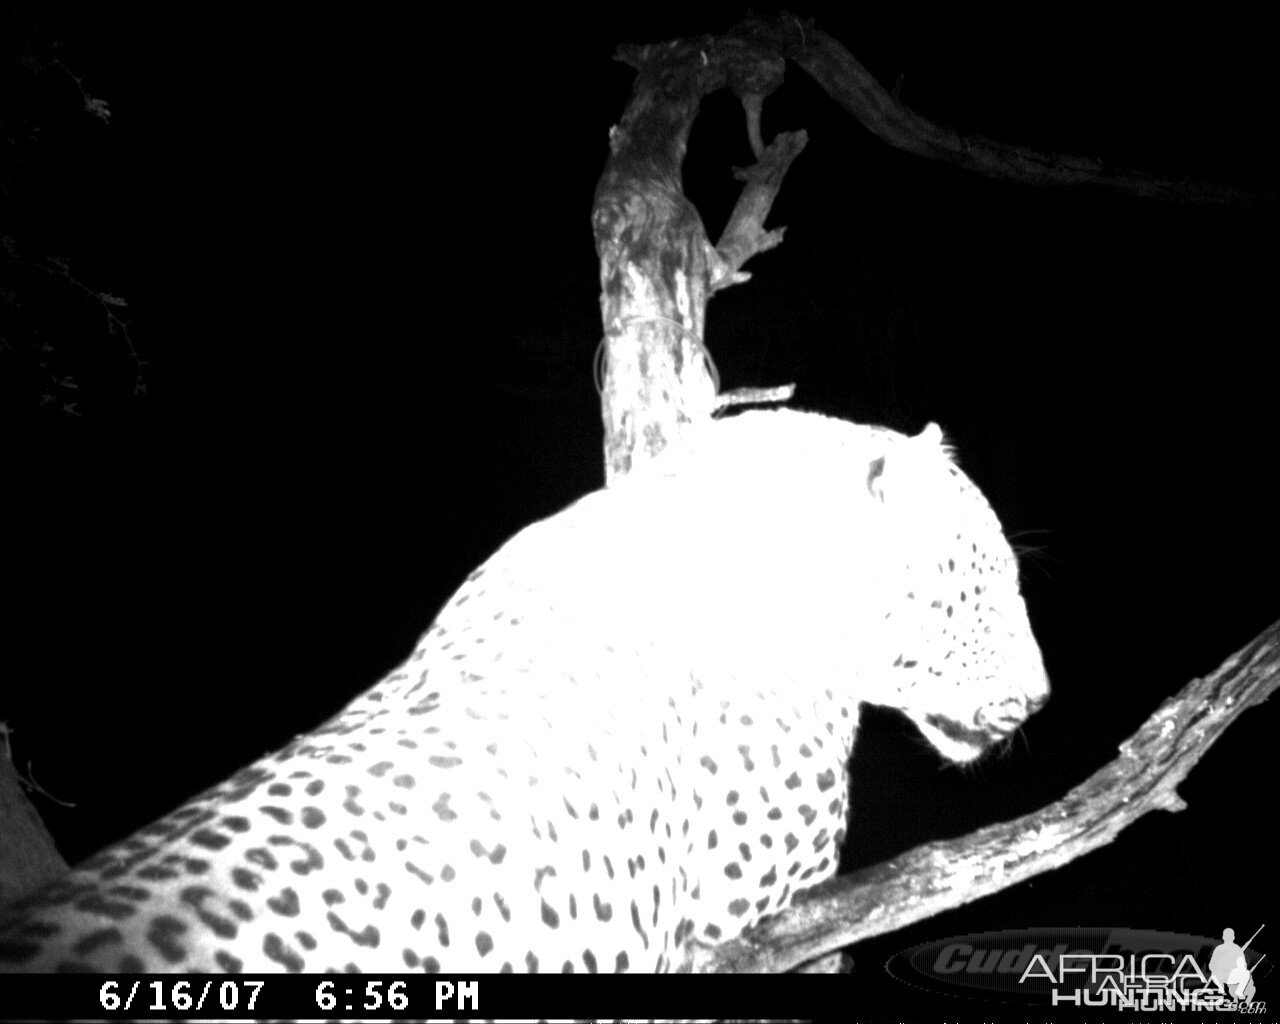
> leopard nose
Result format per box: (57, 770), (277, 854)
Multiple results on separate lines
(1021, 661), (1051, 714)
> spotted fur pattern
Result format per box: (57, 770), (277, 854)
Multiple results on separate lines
(0, 410), (1048, 973)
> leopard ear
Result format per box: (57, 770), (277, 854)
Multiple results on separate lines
(868, 423), (950, 501)
(916, 422), (945, 446)
(915, 421), (955, 461)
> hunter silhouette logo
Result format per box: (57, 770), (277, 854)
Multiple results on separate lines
(1209, 925), (1265, 1002)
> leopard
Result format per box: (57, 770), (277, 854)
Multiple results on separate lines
(0, 408), (1049, 974)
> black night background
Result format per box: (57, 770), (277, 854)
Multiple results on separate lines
(1, 1), (1276, 1013)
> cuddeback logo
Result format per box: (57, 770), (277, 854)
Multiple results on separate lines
(886, 925), (1268, 1011)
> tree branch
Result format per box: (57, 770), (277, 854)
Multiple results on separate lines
(738, 12), (1276, 209)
